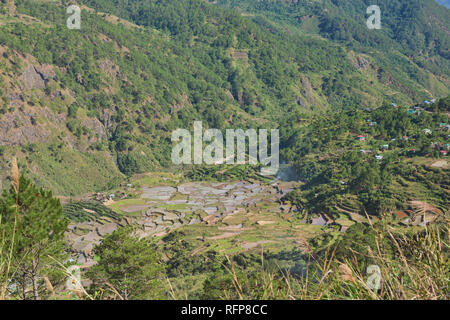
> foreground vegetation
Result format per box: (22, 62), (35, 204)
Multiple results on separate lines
(196, 219), (449, 300)
(0, 163), (448, 300)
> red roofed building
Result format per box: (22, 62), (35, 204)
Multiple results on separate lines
(356, 135), (366, 141)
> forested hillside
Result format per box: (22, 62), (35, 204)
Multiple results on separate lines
(282, 96), (449, 218)
(0, 0), (448, 195)
(216, 0), (450, 93)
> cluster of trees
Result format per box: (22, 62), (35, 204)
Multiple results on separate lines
(281, 97), (450, 216)
(219, 0), (450, 63)
(2, 0), (304, 174)
(219, 0), (450, 102)
(87, 226), (165, 300)
(0, 166), (164, 300)
(0, 162), (67, 300)
(0, 0), (446, 184)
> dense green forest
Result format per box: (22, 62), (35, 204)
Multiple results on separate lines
(282, 96), (449, 216)
(217, 0), (450, 96)
(0, 0), (448, 195)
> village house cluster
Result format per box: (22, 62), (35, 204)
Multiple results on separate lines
(355, 100), (449, 159)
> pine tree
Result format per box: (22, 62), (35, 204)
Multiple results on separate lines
(0, 171), (68, 300)
(87, 226), (165, 300)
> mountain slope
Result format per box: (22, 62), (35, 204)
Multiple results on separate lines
(215, 0), (450, 92)
(0, 0), (448, 195)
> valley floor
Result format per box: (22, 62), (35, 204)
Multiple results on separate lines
(66, 175), (341, 268)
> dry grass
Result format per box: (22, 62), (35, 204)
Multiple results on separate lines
(223, 219), (449, 300)
(0, 158), (19, 299)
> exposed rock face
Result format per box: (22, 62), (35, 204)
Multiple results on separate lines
(7, 93), (23, 106)
(20, 64), (55, 90)
(98, 59), (123, 79)
(5, 0), (16, 15)
(82, 117), (107, 141)
(35, 64), (56, 81)
(0, 107), (66, 146)
(300, 75), (314, 105)
(355, 56), (370, 70)
(0, 110), (50, 146)
(22, 65), (46, 90)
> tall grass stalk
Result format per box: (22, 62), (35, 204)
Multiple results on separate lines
(224, 219), (449, 300)
(0, 158), (19, 300)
